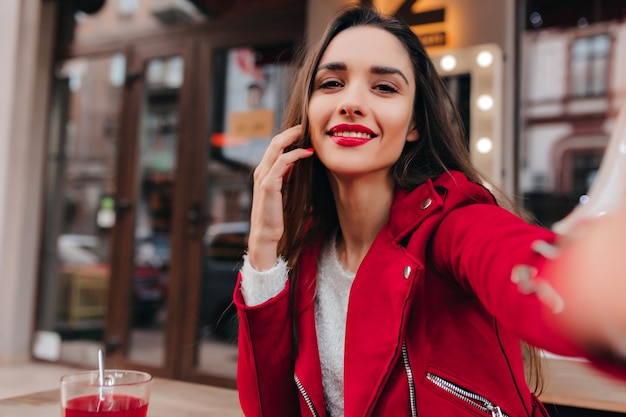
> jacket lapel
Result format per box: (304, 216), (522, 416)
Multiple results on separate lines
(343, 180), (444, 416)
(343, 226), (419, 417)
(294, 247), (327, 417)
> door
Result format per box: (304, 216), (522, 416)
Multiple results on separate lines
(104, 38), (196, 377)
(108, 39), (297, 385)
(178, 41), (297, 386)
(36, 5), (305, 386)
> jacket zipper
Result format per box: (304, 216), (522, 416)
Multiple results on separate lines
(294, 373), (320, 417)
(401, 342), (418, 417)
(426, 373), (509, 417)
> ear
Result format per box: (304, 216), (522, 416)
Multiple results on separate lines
(406, 125), (419, 143)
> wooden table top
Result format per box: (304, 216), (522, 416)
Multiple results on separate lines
(0, 377), (244, 417)
(539, 356), (626, 413)
(1, 357), (624, 415)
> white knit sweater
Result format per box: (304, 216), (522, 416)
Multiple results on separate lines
(240, 241), (354, 417)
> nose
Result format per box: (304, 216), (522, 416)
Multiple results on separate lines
(338, 83), (365, 117)
(340, 104), (363, 116)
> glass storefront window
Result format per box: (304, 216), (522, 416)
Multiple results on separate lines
(35, 54), (125, 365)
(196, 45), (294, 380)
(34, 0), (304, 383)
(125, 55), (185, 367)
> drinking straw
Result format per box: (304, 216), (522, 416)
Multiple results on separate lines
(98, 349), (105, 402)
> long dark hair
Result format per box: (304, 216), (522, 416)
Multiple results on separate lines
(277, 4), (543, 392)
(278, 4), (483, 272)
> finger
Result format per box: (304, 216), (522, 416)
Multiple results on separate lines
(257, 148), (314, 192)
(275, 147), (315, 178)
(255, 125), (303, 180)
(255, 125), (302, 178)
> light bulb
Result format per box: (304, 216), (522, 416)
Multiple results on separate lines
(476, 51), (494, 68)
(477, 94), (494, 111)
(440, 55), (457, 72)
(476, 137), (493, 154)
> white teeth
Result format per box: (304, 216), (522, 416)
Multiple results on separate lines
(333, 131), (372, 139)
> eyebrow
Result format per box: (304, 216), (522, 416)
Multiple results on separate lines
(372, 66), (409, 85)
(317, 62), (410, 85)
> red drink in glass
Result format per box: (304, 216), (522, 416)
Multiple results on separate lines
(62, 394), (148, 417)
(61, 371), (152, 417)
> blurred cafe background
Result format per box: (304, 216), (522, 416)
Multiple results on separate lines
(1, 0), (625, 390)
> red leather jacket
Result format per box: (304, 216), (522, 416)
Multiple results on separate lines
(234, 171), (582, 417)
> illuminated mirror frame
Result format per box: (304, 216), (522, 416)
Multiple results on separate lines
(430, 43), (503, 188)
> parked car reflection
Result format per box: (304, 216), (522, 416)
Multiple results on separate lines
(200, 221), (249, 342)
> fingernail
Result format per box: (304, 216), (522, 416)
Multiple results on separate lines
(306, 148), (315, 152)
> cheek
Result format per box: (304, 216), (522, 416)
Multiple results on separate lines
(387, 101), (414, 131)
(307, 97), (324, 123)
(307, 99), (327, 142)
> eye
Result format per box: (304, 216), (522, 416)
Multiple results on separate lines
(374, 83), (399, 94)
(316, 79), (343, 90)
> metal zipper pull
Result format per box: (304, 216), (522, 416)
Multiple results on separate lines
(487, 404), (504, 417)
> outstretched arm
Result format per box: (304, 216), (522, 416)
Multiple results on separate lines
(431, 195), (626, 374)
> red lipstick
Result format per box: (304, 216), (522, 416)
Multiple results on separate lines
(328, 124), (377, 147)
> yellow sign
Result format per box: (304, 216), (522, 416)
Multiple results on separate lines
(227, 108), (275, 139)
(372, 0), (447, 47)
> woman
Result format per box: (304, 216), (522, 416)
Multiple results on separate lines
(233, 5), (626, 416)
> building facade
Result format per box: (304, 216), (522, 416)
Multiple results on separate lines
(520, 14), (626, 228)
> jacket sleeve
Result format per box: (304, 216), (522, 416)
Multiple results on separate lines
(234, 273), (301, 416)
(429, 202), (584, 357)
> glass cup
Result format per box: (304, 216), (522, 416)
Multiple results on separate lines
(61, 370), (152, 417)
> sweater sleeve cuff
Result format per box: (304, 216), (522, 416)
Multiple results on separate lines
(240, 254), (289, 306)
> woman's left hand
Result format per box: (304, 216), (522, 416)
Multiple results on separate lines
(545, 201), (626, 367)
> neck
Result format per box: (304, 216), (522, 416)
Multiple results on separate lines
(330, 173), (394, 273)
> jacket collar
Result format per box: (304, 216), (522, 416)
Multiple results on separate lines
(388, 170), (494, 243)
(388, 176), (444, 243)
